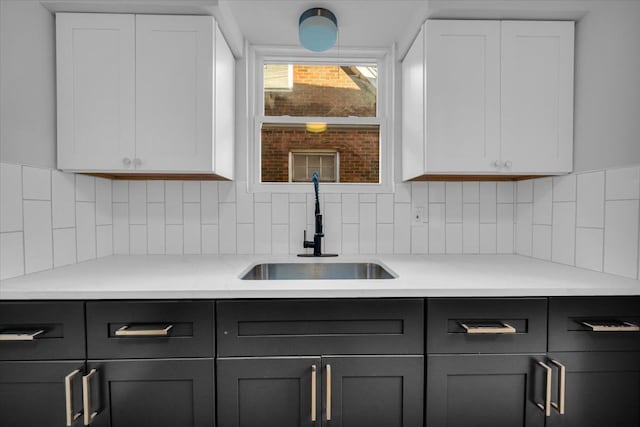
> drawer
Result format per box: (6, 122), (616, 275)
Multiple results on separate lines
(217, 299), (424, 356)
(549, 297), (640, 352)
(86, 301), (214, 359)
(0, 301), (85, 360)
(427, 298), (547, 354)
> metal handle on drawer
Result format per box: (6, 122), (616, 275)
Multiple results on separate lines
(65, 369), (82, 426)
(581, 321), (640, 332)
(114, 325), (173, 337)
(82, 369), (98, 425)
(326, 364), (332, 421)
(549, 359), (566, 415)
(311, 365), (317, 422)
(0, 329), (45, 341)
(537, 361), (552, 417)
(460, 322), (516, 334)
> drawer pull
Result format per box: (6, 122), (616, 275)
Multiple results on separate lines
(115, 325), (173, 337)
(0, 329), (45, 341)
(82, 369), (98, 425)
(549, 359), (566, 415)
(326, 364), (332, 421)
(65, 369), (82, 426)
(537, 361), (552, 417)
(581, 321), (640, 332)
(460, 322), (516, 334)
(311, 365), (317, 422)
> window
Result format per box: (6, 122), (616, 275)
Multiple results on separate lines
(248, 46), (395, 193)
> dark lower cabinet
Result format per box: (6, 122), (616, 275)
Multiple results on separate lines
(0, 360), (85, 427)
(427, 354), (547, 427)
(217, 356), (423, 427)
(87, 358), (214, 427)
(546, 352), (640, 427)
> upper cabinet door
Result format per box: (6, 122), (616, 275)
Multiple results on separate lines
(501, 21), (574, 174)
(56, 13), (135, 171)
(425, 20), (501, 173)
(135, 15), (213, 172)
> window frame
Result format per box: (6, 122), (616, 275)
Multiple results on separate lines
(247, 44), (395, 193)
(289, 149), (340, 183)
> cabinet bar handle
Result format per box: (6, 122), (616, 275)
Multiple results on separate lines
(82, 369), (98, 425)
(460, 322), (516, 334)
(311, 365), (317, 422)
(65, 369), (82, 426)
(550, 359), (566, 415)
(581, 321), (640, 332)
(326, 364), (332, 421)
(0, 329), (45, 341)
(537, 361), (552, 417)
(114, 324), (173, 337)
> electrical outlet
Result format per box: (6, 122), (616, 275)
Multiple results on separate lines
(413, 207), (424, 224)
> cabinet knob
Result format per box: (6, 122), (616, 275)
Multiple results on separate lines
(504, 160), (513, 168)
(122, 157), (132, 166)
(133, 158), (142, 167)
(493, 160), (503, 168)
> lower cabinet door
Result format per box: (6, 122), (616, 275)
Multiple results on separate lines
(323, 356), (424, 427)
(0, 360), (85, 427)
(427, 354), (547, 427)
(217, 357), (321, 427)
(546, 352), (640, 427)
(87, 358), (214, 427)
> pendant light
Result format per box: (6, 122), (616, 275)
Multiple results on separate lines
(298, 8), (338, 52)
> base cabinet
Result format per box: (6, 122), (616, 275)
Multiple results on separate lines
(427, 354), (547, 427)
(217, 356), (423, 427)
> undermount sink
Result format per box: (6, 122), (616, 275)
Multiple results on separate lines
(241, 262), (395, 280)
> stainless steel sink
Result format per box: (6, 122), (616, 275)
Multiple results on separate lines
(241, 262), (395, 280)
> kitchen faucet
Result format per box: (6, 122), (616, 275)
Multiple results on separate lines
(299, 172), (338, 257)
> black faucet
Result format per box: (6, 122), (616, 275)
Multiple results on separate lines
(298, 172), (337, 257)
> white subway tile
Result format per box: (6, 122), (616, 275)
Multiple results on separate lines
(516, 180), (533, 203)
(429, 203), (445, 254)
(377, 194), (394, 224)
(52, 171), (76, 229)
(532, 225), (552, 261)
(147, 181), (164, 203)
(429, 182), (445, 203)
(342, 223), (359, 255)
(53, 228), (76, 267)
(411, 225), (428, 254)
(359, 203), (377, 254)
(202, 225), (219, 254)
(323, 193), (340, 204)
(184, 203), (201, 254)
(272, 193), (289, 224)
(219, 203), (237, 254)
(289, 193), (306, 203)
(446, 223), (463, 254)
(463, 182), (480, 203)
(23, 200), (52, 273)
(359, 193), (376, 203)
(76, 202), (96, 262)
(291, 202), (311, 254)
(516, 203), (533, 256)
(130, 225), (147, 255)
(551, 202), (577, 265)
(254, 192), (271, 203)
(575, 227), (604, 272)
(411, 183), (429, 219)
(606, 166), (640, 200)
(553, 175), (577, 202)
(1, 163), (23, 232)
(75, 174), (95, 202)
(236, 183), (254, 224)
(271, 224), (289, 255)
(479, 182), (497, 223)
(497, 204), (514, 253)
(604, 200), (639, 278)
(165, 225), (184, 255)
(0, 232), (24, 279)
(113, 203), (129, 255)
(165, 181), (183, 224)
(445, 183), (462, 223)
(533, 178), (553, 225)
(112, 181), (128, 203)
(254, 203), (272, 254)
(128, 181), (147, 225)
(342, 194), (359, 224)
(576, 171), (605, 228)
(96, 225), (113, 258)
(395, 183), (412, 203)
(147, 203), (165, 255)
(377, 224), (394, 254)
(497, 182), (514, 203)
(394, 203), (411, 254)
(201, 181), (219, 224)
(22, 166), (50, 200)
(95, 178), (112, 225)
(463, 204), (479, 254)
(218, 181), (236, 203)
(183, 181), (200, 203)
(237, 224), (254, 254)
(479, 223), (497, 254)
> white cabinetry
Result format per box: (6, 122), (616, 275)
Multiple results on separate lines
(56, 13), (234, 178)
(402, 20), (574, 180)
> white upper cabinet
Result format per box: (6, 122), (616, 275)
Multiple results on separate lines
(402, 20), (574, 180)
(56, 13), (235, 178)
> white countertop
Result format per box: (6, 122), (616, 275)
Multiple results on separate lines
(1, 254), (639, 300)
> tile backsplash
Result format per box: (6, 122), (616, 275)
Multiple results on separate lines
(2, 161), (640, 282)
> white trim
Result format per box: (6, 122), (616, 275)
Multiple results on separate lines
(247, 44), (395, 194)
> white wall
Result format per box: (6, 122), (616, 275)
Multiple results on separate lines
(0, 0), (57, 169)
